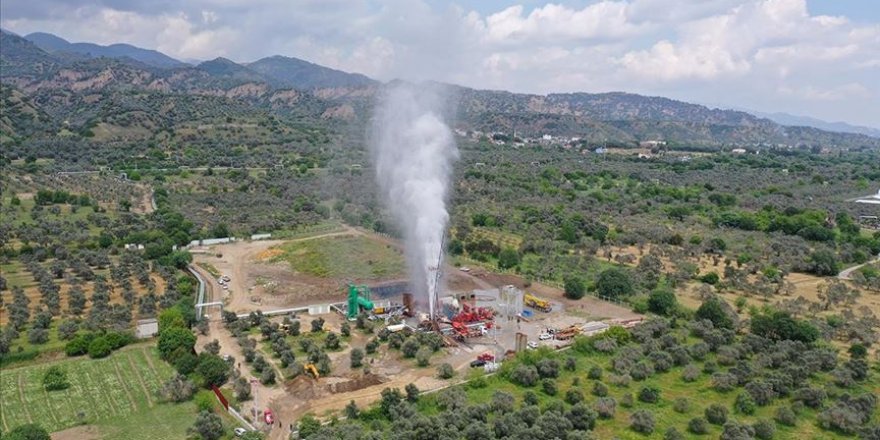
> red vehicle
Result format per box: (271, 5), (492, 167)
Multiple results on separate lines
(264, 409), (274, 425)
(477, 352), (495, 362)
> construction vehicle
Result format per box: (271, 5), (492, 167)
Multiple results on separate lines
(451, 322), (489, 340)
(524, 293), (552, 312)
(451, 302), (494, 323)
(304, 363), (320, 379)
(554, 325), (581, 341)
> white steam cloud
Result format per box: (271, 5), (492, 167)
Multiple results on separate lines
(370, 83), (458, 318)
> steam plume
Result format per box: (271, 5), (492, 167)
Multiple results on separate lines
(369, 82), (458, 318)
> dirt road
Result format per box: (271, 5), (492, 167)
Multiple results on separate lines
(839, 254), (880, 280)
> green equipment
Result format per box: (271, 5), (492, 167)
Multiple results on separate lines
(347, 284), (374, 320)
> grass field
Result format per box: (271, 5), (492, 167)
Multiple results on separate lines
(273, 235), (405, 280)
(0, 346), (180, 435)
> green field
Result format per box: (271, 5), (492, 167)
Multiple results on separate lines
(0, 346), (180, 435)
(274, 235), (406, 280)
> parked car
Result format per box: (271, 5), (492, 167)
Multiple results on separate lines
(264, 409), (274, 424)
(539, 333), (552, 340)
(527, 341), (539, 349)
(234, 427), (247, 437)
(470, 359), (487, 368)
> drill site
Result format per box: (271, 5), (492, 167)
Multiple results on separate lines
(190, 230), (642, 431)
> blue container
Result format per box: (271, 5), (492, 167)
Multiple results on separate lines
(521, 310), (533, 318)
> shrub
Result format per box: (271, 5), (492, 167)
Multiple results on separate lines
(536, 359), (560, 378)
(437, 363), (454, 379)
(541, 378), (558, 396)
(565, 388), (584, 405)
(416, 346), (432, 367)
(510, 365), (539, 387)
(42, 366), (70, 391)
(774, 406), (797, 426)
(190, 410), (223, 440)
(753, 419), (775, 440)
(65, 334), (93, 356)
(350, 348), (364, 368)
(673, 397), (690, 413)
(735, 392), (756, 415)
(794, 387), (826, 409)
(664, 427), (685, 440)
(159, 375), (196, 402)
(587, 365), (603, 380)
(621, 393), (634, 408)
(688, 417), (709, 435)
(630, 361), (655, 381)
(567, 403), (597, 431)
(706, 404), (729, 425)
(5, 424), (51, 440)
(630, 409), (655, 434)
(592, 381), (608, 397)
(87, 336), (112, 358)
(324, 332), (340, 350)
(682, 364), (700, 382)
(401, 338), (420, 358)
(638, 386), (661, 404)
(260, 368), (276, 385)
(720, 421), (756, 440)
(595, 397), (616, 419)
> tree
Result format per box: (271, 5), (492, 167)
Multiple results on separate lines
(416, 346), (432, 366)
(438, 363), (454, 379)
(648, 288), (678, 316)
(350, 348), (364, 368)
(705, 404), (729, 425)
(196, 354), (230, 387)
(596, 268), (634, 299)
(190, 410), (223, 440)
(260, 368), (276, 385)
(298, 414), (322, 438)
(325, 332), (340, 350)
(203, 339), (221, 355)
(405, 383), (420, 402)
(159, 375), (196, 402)
(753, 419), (775, 440)
(564, 275), (586, 300)
(567, 403), (598, 431)
(809, 249), (840, 276)
(5, 424), (51, 440)
(696, 296), (735, 329)
(688, 417), (709, 434)
(234, 377), (252, 401)
(630, 409), (655, 434)
(498, 247), (520, 270)
(750, 310), (818, 343)
(344, 400), (359, 419)
(311, 318), (325, 333)
(340, 321), (351, 337)
(157, 326), (196, 361)
(638, 386), (661, 403)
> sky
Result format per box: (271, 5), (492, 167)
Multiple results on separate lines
(2, 0), (879, 128)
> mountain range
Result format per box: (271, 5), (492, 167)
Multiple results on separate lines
(1, 29), (878, 149)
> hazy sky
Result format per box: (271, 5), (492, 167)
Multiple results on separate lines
(2, 0), (878, 127)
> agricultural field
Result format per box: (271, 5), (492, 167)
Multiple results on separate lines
(272, 235), (405, 280)
(0, 346), (178, 435)
(296, 318), (880, 439)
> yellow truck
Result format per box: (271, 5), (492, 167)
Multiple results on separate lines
(524, 293), (552, 312)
